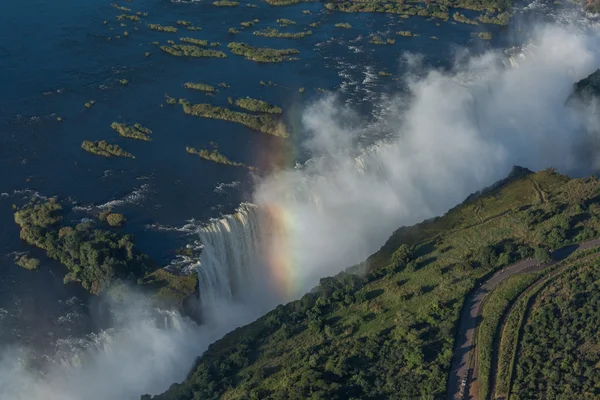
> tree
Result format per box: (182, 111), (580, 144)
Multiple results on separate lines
(534, 247), (551, 263)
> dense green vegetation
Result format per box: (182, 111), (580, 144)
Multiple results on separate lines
(161, 45), (227, 58)
(453, 11), (478, 24)
(99, 210), (127, 227)
(228, 42), (300, 62)
(334, 22), (352, 28)
(326, 2), (450, 21)
(180, 99), (288, 137)
(186, 146), (255, 170)
(495, 286), (530, 399)
(511, 258), (600, 399)
(15, 255), (41, 270)
(477, 273), (539, 400)
(277, 18), (296, 26)
(14, 199), (197, 306)
(264, 0), (302, 5)
(111, 122), (152, 141)
(179, 37), (208, 46)
(14, 199), (149, 294)
(213, 0), (240, 6)
(253, 28), (313, 38)
(234, 97), (282, 114)
(148, 24), (178, 32)
(472, 31), (492, 40)
(183, 82), (215, 92)
(81, 140), (134, 158)
(148, 169), (600, 400)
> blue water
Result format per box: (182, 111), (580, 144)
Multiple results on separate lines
(0, 0), (518, 354)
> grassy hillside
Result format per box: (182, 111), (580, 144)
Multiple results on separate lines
(149, 168), (600, 400)
(510, 257), (600, 399)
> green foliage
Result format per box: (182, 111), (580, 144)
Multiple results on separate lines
(477, 273), (538, 400)
(117, 14), (141, 22)
(495, 289), (529, 398)
(15, 255), (41, 270)
(276, 18), (296, 26)
(161, 44), (226, 58)
(213, 0), (239, 6)
(327, 1), (450, 21)
(264, 0), (302, 5)
(186, 146), (255, 170)
(453, 11), (478, 24)
(179, 37), (208, 46)
(183, 82), (215, 92)
(106, 213), (126, 227)
(227, 42), (300, 63)
(477, 11), (511, 25)
(165, 94), (177, 104)
(81, 140), (134, 158)
(334, 22), (352, 28)
(148, 24), (178, 32)
(180, 99), (288, 137)
(139, 268), (198, 307)
(534, 247), (551, 263)
(512, 259), (600, 399)
(111, 122), (152, 141)
(14, 198), (62, 228)
(234, 97), (282, 114)
(253, 28), (312, 38)
(14, 201), (150, 294)
(472, 31), (492, 40)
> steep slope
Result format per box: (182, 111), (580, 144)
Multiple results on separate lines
(148, 169), (600, 400)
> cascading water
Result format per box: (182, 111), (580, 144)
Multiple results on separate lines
(196, 203), (286, 312)
(197, 204), (263, 304)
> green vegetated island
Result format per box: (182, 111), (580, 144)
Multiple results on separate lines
(13, 198), (197, 308)
(111, 122), (153, 141)
(228, 42), (300, 63)
(178, 98), (288, 138)
(81, 140), (134, 158)
(186, 146), (256, 170)
(145, 155), (600, 400)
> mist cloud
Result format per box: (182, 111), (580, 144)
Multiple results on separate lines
(254, 24), (600, 293)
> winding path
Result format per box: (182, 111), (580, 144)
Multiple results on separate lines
(446, 238), (600, 400)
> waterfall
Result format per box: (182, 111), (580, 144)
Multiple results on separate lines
(197, 203), (272, 306)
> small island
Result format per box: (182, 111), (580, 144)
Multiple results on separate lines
(253, 28), (313, 39)
(161, 44), (227, 58)
(186, 146), (255, 170)
(228, 42), (300, 63)
(183, 82), (215, 92)
(179, 37), (208, 46)
(234, 97), (283, 114)
(110, 122), (152, 141)
(148, 24), (178, 33)
(213, 0), (240, 6)
(180, 99), (288, 137)
(81, 140), (134, 158)
(15, 255), (40, 270)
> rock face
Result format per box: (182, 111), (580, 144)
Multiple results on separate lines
(570, 69), (600, 103)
